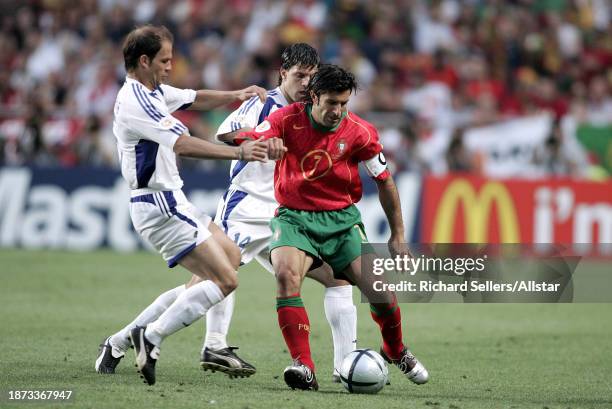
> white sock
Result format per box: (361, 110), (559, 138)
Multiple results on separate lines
(109, 284), (185, 352)
(145, 280), (225, 346)
(324, 285), (357, 373)
(203, 291), (235, 351)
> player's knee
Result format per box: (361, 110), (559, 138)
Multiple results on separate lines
(216, 269), (238, 296)
(275, 265), (302, 293)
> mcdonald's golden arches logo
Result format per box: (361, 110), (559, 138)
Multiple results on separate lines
(432, 179), (520, 243)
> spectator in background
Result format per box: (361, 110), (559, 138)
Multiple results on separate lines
(584, 75), (612, 126)
(75, 115), (116, 167)
(446, 128), (478, 174)
(533, 120), (579, 177)
(0, 0), (610, 179)
(412, 0), (457, 54)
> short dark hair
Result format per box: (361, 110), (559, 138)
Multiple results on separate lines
(306, 64), (358, 102)
(278, 43), (319, 84)
(122, 25), (173, 71)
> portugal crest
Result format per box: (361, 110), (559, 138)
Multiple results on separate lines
(333, 138), (347, 159)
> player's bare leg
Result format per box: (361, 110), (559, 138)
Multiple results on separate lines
(272, 246), (319, 391)
(306, 266), (357, 382)
(341, 254), (429, 385)
(130, 233), (240, 385)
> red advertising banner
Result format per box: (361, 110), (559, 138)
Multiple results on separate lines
(421, 175), (612, 257)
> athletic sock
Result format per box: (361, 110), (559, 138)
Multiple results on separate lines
(324, 285), (357, 372)
(145, 280), (225, 347)
(370, 295), (405, 360)
(203, 291), (235, 351)
(277, 294), (315, 372)
(109, 284), (185, 351)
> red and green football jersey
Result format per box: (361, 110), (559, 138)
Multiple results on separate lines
(239, 102), (389, 211)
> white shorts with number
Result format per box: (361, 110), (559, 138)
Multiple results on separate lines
(130, 189), (212, 268)
(214, 186), (277, 274)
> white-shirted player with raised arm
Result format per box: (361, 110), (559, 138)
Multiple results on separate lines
(200, 44), (358, 383)
(94, 25), (281, 386)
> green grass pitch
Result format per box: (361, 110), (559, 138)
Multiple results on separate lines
(0, 249), (611, 409)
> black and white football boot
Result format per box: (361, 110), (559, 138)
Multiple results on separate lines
(130, 326), (160, 386)
(200, 346), (256, 378)
(380, 346), (429, 385)
(283, 360), (319, 391)
(95, 336), (125, 374)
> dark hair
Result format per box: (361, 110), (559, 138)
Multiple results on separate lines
(122, 25), (173, 71)
(305, 64), (358, 102)
(278, 43), (319, 84)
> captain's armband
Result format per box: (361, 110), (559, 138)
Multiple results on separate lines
(364, 152), (390, 180)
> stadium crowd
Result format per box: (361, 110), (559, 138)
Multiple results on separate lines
(0, 0), (610, 178)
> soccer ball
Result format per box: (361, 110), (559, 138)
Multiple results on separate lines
(339, 349), (389, 394)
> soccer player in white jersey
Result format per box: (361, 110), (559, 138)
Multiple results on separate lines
(95, 25), (282, 386)
(200, 44), (358, 383)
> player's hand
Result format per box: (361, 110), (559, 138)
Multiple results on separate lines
(240, 140), (269, 162)
(267, 137), (287, 160)
(388, 234), (412, 259)
(236, 85), (267, 103)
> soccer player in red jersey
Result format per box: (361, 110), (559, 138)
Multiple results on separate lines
(238, 64), (429, 391)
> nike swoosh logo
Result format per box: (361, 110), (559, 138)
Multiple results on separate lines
(293, 124), (306, 130)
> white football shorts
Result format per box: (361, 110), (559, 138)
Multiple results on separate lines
(130, 189), (212, 268)
(214, 187), (277, 274)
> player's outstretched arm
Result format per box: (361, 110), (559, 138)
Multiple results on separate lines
(173, 134), (267, 162)
(375, 176), (410, 257)
(190, 86), (267, 110)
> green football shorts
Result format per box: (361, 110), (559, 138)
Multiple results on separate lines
(269, 205), (374, 279)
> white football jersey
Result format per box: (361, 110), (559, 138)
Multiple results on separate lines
(113, 77), (196, 193)
(216, 87), (288, 202)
